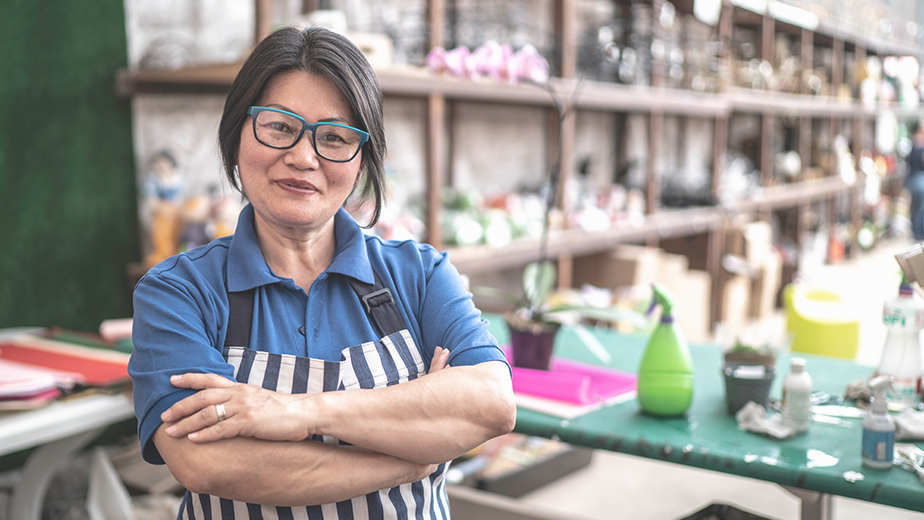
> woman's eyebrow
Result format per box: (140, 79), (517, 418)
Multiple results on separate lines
(264, 104), (351, 125)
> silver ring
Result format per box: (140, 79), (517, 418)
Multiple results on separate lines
(215, 403), (227, 422)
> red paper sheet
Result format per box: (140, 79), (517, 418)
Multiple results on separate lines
(0, 336), (131, 387)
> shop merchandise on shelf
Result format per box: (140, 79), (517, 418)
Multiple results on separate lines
(119, 0), (924, 327)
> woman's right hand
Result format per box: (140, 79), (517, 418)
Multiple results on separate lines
(429, 346), (450, 373)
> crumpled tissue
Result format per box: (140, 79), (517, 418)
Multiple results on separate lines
(895, 410), (924, 441)
(735, 401), (797, 439)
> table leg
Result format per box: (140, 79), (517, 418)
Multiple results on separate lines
(7, 427), (105, 520)
(781, 486), (832, 520)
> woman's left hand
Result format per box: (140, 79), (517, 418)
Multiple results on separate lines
(161, 373), (311, 443)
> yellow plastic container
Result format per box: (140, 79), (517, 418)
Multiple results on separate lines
(783, 284), (859, 359)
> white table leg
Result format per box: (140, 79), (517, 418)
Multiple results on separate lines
(8, 427), (105, 520)
(782, 486), (833, 520)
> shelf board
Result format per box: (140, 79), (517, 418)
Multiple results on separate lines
(732, 176), (852, 212)
(724, 87), (860, 116)
(116, 62), (243, 95)
(448, 176), (853, 275)
(447, 205), (726, 275)
(118, 63), (915, 119)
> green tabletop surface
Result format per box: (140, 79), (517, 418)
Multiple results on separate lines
(483, 314), (924, 513)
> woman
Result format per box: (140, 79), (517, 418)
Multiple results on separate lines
(906, 119), (924, 241)
(128, 26), (516, 519)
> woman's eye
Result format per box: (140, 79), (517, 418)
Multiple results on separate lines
(268, 122), (295, 134)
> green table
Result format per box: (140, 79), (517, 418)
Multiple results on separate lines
(484, 315), (924, 519)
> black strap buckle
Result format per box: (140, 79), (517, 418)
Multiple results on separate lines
(361, 287), (394, 314)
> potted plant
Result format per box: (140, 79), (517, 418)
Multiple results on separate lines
(475, 260), (648, 370)
(714, 322), (792, 369)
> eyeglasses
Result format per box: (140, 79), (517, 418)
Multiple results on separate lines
(246, 106), (369, 162)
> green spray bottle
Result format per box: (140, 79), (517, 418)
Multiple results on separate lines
(637, 283), (694, 416)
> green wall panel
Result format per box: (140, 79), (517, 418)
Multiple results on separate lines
(0, 1), (139, 331)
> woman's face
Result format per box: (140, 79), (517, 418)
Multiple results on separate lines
(237, 70), (362, 235)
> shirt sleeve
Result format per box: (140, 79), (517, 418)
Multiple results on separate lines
(417, 249), (509, 370)
(128, 267), (235, 464)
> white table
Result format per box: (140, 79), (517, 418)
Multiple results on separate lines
(0, 392), (135, 520)
(0, 328), (136, 520)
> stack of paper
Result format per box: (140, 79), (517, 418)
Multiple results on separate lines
(0, 358), (81, 410)
(0, 334), (131, 388)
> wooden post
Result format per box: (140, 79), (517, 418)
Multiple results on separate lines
(426, 93), (445, 249)
(428, 0), (444, 51)
(647, 111), (664, 219)
(301, 0), (318, 14)
(423, 0), (446, 249)
(554, 0), (576, 79)
(717, 1), (734, 93)
(710, 115), (729, 328)
(254, 0), (272, 44)
(553, 0), (576, 287)
(761, 11), (775, 66)
(852, 44), (867, 241)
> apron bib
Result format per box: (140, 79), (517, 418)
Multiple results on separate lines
(178, 277), (452, 520)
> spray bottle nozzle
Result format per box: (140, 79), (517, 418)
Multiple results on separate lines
(646, 284), (678, 324)
(646, 283), (676, 316)
(869, 376), (895, 414)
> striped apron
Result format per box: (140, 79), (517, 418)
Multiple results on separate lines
(177, 276), (452, 520)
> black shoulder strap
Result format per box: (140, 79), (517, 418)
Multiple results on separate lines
(348, 270), (406, 337)
(224, 288), (255, 347)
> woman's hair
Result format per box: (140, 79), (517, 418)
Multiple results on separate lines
(218, 26), (387, 227)
(913, 119), (924, 138)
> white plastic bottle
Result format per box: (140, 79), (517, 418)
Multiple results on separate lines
(879, 278), (924, 407)
(862, 377), (896, 470)
(781, 357), (812, 433)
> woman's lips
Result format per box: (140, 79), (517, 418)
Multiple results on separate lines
(276, 179), (318, 194)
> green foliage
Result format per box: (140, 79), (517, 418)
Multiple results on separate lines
(474, 260), (648, 329)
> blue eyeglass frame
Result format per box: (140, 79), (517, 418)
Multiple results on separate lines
(246, 106), (370, 162)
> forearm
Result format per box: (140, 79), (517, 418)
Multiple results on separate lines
(310, 361), (516, 464)
(153, 426), (429, 506)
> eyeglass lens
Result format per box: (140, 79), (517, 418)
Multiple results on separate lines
(253, 109), (363, 161)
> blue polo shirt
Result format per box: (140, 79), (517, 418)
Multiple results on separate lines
(129, 204), (506, 464)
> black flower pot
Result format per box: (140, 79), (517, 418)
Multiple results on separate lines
(506, 319), (560, 371)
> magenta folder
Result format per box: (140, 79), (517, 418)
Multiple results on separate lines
(501, 347), (637, 405)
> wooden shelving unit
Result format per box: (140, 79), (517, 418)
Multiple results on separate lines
(118, 0), (924, 328)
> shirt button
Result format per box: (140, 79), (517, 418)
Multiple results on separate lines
(298, 326), (306, 336)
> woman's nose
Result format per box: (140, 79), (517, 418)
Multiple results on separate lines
(284, 132), (320, 169)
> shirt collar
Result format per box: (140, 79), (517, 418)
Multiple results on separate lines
(226, 204), (375, 292)
(226, 204), (278, 292)
(327, 208), (375, 285)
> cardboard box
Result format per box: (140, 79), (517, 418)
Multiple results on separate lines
(657, 253), (712, 343)
(721, 275), (752, 331)
(743, 221), (773, 264)
(749, 249), (783, 319)
(573, 246), (711, 343)
(572, 245), (662, 290)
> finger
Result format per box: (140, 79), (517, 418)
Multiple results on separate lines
(164, 402), (237, 441)
(429, 346), (451, 373)
(186, 403), (239, 442)
(161, 387), (229, 422)
(169, 373), (236, 390)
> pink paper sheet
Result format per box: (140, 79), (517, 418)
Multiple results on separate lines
(502, 347), (637, 405)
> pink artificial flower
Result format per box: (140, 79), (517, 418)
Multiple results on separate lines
(426, 46), (447, 74)
(513, 44), (550, 84)
(471, 41), (512, 82)
(444, 45), (472, 78)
